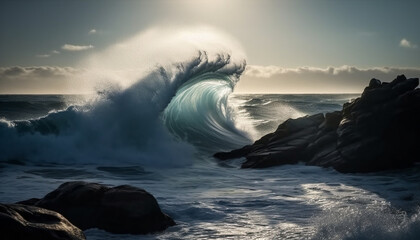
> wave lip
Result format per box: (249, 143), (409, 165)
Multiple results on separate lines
(163, 69), (251, 152)
(0, 51), (251, 165)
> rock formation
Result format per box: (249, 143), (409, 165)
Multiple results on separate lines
(0, 203), (85, 240)
(19, 181), (175, 234)
(215, 75), (420, 173)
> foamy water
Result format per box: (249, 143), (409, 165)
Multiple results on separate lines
(1, 93), (419, 239)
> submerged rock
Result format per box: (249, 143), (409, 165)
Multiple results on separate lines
(19, 181), (175, 234)
(215, 75), (420, 173)
(0, 203), (85, 240)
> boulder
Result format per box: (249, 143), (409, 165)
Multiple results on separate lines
(19, 181), (175, 234)
(0, 203), (85, 240)
(214, 75), (420, 173)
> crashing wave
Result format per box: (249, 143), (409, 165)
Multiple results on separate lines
(0, 51), (251, 166)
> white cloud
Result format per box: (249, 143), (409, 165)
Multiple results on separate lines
(244, 65), (415, 78)
(62, 44), (94, 51)
(0, 66), (82, 78)
(399, 38), (418, 49)
(1, 65), (419, 94)
(36, 50), (60, 58)
(36, 54), (50, 58)
(0, 66), (90, 94)
(89, 29), (97, 34)
(236, 65), (420, 93)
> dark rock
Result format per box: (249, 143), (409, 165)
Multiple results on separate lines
(214, 75), (420, 173)
(19, 181), (175, 234)
(213, 145), (253, 160)
(0, 203), (85, 240)
(215, 114), (324, 168)
(321, 111), (342, 131)
(18, 198), (40, 205)
(369, 78), (381, 88)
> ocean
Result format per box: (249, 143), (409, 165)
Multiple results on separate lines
(1, 92), (419, 240)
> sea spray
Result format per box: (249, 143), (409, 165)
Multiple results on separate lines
(311, 206), (420, 240)
(0, 52), (251, 165)
(0, 27), (254, 165)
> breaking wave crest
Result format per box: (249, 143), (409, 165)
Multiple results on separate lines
(0, 52), (251, 166)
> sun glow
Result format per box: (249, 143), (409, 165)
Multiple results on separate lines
(82, 26), (246, 90)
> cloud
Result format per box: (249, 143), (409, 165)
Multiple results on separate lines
(89, 29), (97, 34)
(236, 65), (420, 93)
(36, 50), (60, 58)
(0, 66), (82, 78)
(399, 38), (418, 49)
(0, 66), (89, 94)
(36, 54), (50, 58)
(62, 44), (94, 51)
(2, 65), (419, 94)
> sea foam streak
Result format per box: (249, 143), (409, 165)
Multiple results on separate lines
(0, 51), (251, 165)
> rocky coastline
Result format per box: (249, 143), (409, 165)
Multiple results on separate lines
(215, 75), (420, 173)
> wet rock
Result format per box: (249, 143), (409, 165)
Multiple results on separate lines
(216, 114), (324, 168)
(0, 203), (85, 240)
(19, 181), (175, 234)
(215, 75), (420, 173)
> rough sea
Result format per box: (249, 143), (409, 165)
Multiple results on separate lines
(1, 93), (419, 240)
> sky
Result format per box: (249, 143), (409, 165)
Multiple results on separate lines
(1, 0), (419, 94)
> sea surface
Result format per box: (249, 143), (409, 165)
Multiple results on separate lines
(1, 93), (420, 240)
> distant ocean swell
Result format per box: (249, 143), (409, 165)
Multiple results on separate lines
(0, 51), (252, 165)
